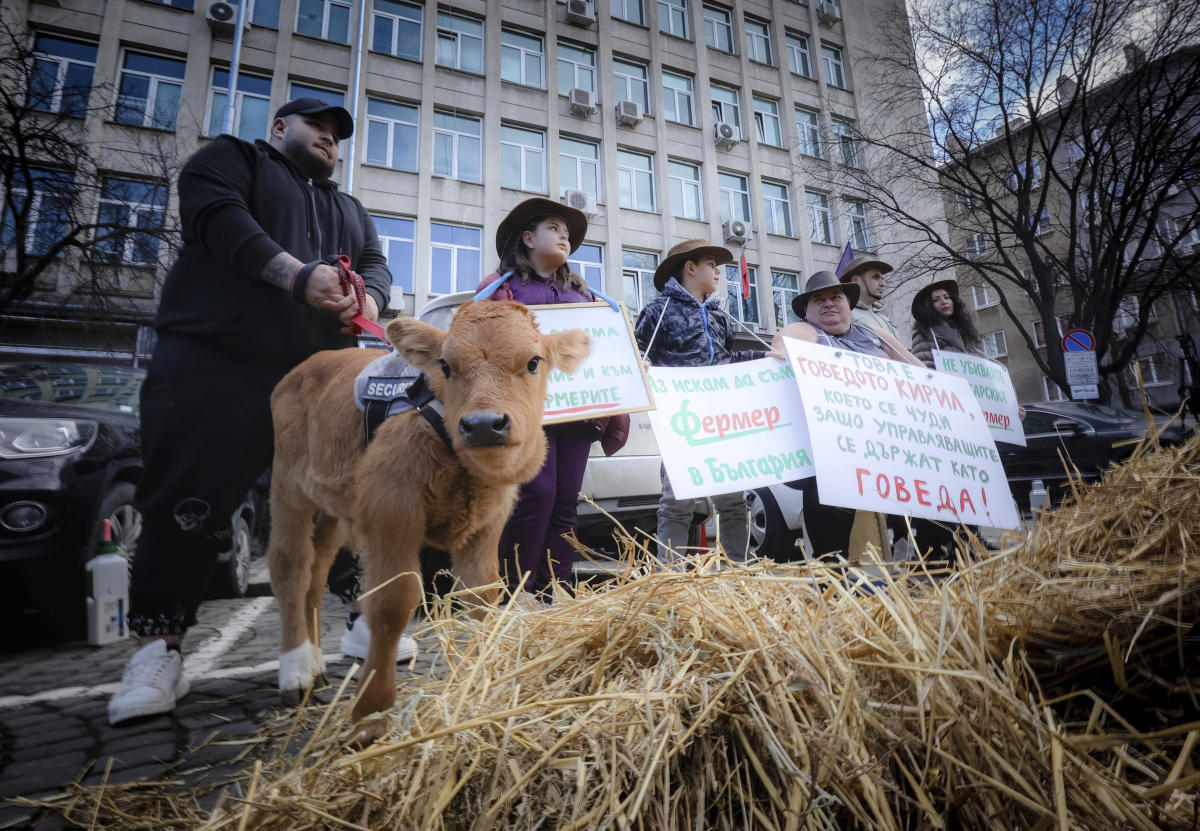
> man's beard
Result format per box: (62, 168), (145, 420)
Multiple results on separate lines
(287, 142), (336, 179)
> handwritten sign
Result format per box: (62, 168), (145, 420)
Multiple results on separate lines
(530, 302), (655, 425)
(933, 349), (1026, 446)
(782, 337), (1020, 529)
(645, 359), (815, 499)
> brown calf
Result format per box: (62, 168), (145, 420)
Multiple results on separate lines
(267, 301), (589, 742)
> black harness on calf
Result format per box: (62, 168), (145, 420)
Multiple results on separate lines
(361, 372), (453, 450)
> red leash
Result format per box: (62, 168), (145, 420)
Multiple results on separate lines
(333, 254), (387, 341)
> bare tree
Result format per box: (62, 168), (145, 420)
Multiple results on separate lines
(0, 16), (180, 329)
(845, 0), (1200, 401)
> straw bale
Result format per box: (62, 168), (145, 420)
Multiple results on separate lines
(27, 434), (1200, 830)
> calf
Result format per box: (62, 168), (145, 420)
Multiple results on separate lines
(267, 301), (589, 743)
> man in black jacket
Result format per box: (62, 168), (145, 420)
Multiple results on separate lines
(108, 98), (392, 725)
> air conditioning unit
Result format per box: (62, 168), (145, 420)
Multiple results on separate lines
(713, 121), (739, 148)
(568, 87), (597, 117)
(723, 219), (749, 244)
(563, 188), (598, 217)
(207, 0), (246, 36)
(815, 0), (842, 23)
(566, 0), (596, 25)
(615, 99), (643, 127)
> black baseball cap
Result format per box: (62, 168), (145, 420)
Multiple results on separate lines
(273, 97), (354, 140)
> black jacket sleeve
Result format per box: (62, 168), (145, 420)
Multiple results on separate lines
(178, 136), (283, 282)
(352, 202), (392, 315)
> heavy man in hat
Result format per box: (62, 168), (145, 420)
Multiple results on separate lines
(108, 98), (392, 725)
(840, 254), (899, 338)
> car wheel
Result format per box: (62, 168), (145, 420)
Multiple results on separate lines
(94, 481), (142, 566)
(746, 487), (799, 560)
(210, 512), (252, 598)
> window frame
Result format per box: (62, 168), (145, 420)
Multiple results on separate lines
(727, 263), (761, 326)
(205, 67), (272, 141)
(1, 168), (74, 257)
(612, 57), (651, 113)
(114, 50), (186, 130)
(771, 269), (802, 328)
(744, 18), (773, 65)
(667, 159), (703, 220)
(500, 123), (547, 193)
(762, 180), (792, 236)
(795, 107), (822, 158)
(702, 5), (734, 52)
(500, 28), (545, 88)
(971, 283), (999, 309)
(28, 34), (97, 117)
(370, 213), (416, 294)
(718, 171), (750, 224)
(844, 198), (870, 251)
(1041, 376), (1068, 402)
(981, 330), (1008, 359)
(569, 243), (606, 293)
(710, 83), (741, 135)
(784, 31), (812, 78)
(662, 70), (695, 125)
(432, 110), (482, 182)
(622, 249), (660, 313)
(557, 43), (596, 96)
(94, 177), (168, 266)
(429, 221), (482, 294)
(753, 96), (782, 147)
(657, 0), (688, 39)
(370, 0), (422, 60)
(611, 0), (646, 26)
(617, 149), (656, 212)
(821, 43), (846, 89)
(806, 190), (833, 245)
(296, 0), (351, 42)
(559, 136), (602, 200)
(831, 117), (859, 167)
(364, 97), (420, 171)
(435, 11), (484, 74)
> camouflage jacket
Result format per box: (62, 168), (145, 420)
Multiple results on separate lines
(634, 278), (765, 367)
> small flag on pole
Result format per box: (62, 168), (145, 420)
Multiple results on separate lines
(740, 253), (750, 298)
(835, 243), (854, 278)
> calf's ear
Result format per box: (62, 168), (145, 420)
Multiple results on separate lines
(386, 317), (446, 374)
(541, 329), (590, 375)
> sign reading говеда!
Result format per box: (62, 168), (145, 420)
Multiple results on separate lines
(932, 349), (1026, 447)
(530, 302), (655, 425)
(782, 337), (1020, 529)
(646, 359), (815, 499)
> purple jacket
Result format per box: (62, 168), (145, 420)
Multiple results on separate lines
(477, 271), (594, 305)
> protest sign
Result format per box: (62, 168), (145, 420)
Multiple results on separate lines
(932, 349), (1026, 446)
(530, 302), (655, 424)
(782, 337), (1020, 529)
(645, 358), (815, 499)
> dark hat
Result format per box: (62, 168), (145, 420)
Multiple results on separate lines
(652, 238), (734, 291)
(910, 279), (959, 316)
(839, 255), (894, 282)
(495, 197), (588, 258)
(791, 270), (860, 318)
(274, 97), (354, 140)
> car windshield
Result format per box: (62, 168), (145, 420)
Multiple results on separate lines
(0, 364), (145, 412)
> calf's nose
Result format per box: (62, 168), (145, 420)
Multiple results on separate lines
(459, 411), (511, 447)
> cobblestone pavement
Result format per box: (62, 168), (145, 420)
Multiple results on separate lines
(0, 570), (435, 830)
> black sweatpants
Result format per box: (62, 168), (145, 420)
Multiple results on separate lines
(788, 477), (856, 562)
(128, 335), (286, 636)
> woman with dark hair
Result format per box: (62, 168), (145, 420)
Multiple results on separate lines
(909, 280), (982, 369)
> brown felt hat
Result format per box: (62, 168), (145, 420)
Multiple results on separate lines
(495, 197), (588, 258)
(652, 239), (734, 291)
(791, 270), (860, 318)
(839, 255), (894, 282)
(910, 279), (959, 315)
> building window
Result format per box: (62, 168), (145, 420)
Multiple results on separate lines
(971, 283), (998, 309)
(955, 189), (974, 214)
(807, 191), (833, 245)
(1041, 377), (1068, 402)
(963, 232), (988, 257)
(557, 43), (596, 96)
(432, 111), (482, 182)
(703, 6), (733, 52)
(710, 84), (741, 136)
(718, 172), (750, 223)
(821, 44), (846, 89)
(762, 181), (792, 236)
(772, 269), (801, 327)
(372, 0), (422, 61)
(1, 169), (73, 257)
(785, 32), (812, 77)
(29, 34), (96, 117)
(617, 150), (656, 212)
(429, 222), (481, 294)
(831, 117), (859, 167)
(436, 12), (483, 74)
(365, 98), (419, 171)
(658, 0), (688, 38)
(206, 68), (271, 141)
(115, 51), (185, 130)
(1128, 352), (1171, 387)
(795, 107), (822, 157)
(569, 243), (606, 293)
(371, 215), (415, 293)
(728, 263), (760, 325)
(297, 0), (350, 42)
(981, 331), (1008, 359)
(247, 0), (281, 27)
(500, 124), (546, 193)
(1007, 158), (1042, 189)
(744, 19), (773, 64)
(1033, 205), (1052, 236)
(94, 178), (167, 265)
(560, 136), (601, 199)
(622, 249), (659, 312)
(289, 82), (345, 107)
(753, 97), (782, 147)
(668, 160), (703, 220)
(1032, 315), (1068, 348)
(662, 71), (695, 125)
(501, 29), (544, 88)
(612, 0), (646, 26)
(613, 58), (650, 113)
(844, 199), (870, 251)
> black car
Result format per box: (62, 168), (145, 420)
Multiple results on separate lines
(1001, 401), (1185, 509)
(0, 362), (258, 643)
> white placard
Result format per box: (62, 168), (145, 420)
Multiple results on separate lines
(645, 359), (815, 499)
(1070, 384), (1100, 400)
(782, 337), (1020, 529)
(932, 349), (1026, 446)
(530, 302), (655, 425)
(1064, 351), (1100, 386)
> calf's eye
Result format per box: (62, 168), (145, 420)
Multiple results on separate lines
(527, 356), (544, 374)
(439, 359), (451, 379)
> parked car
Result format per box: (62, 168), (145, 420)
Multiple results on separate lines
(1001, 400), (1185, 509)
(0, 362), (259, 644)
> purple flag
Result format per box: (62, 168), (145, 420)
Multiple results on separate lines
(834, 243), (854, 278)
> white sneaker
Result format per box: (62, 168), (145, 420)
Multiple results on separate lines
(340, 614), (418, 663)
(107, 640), (190, 725)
